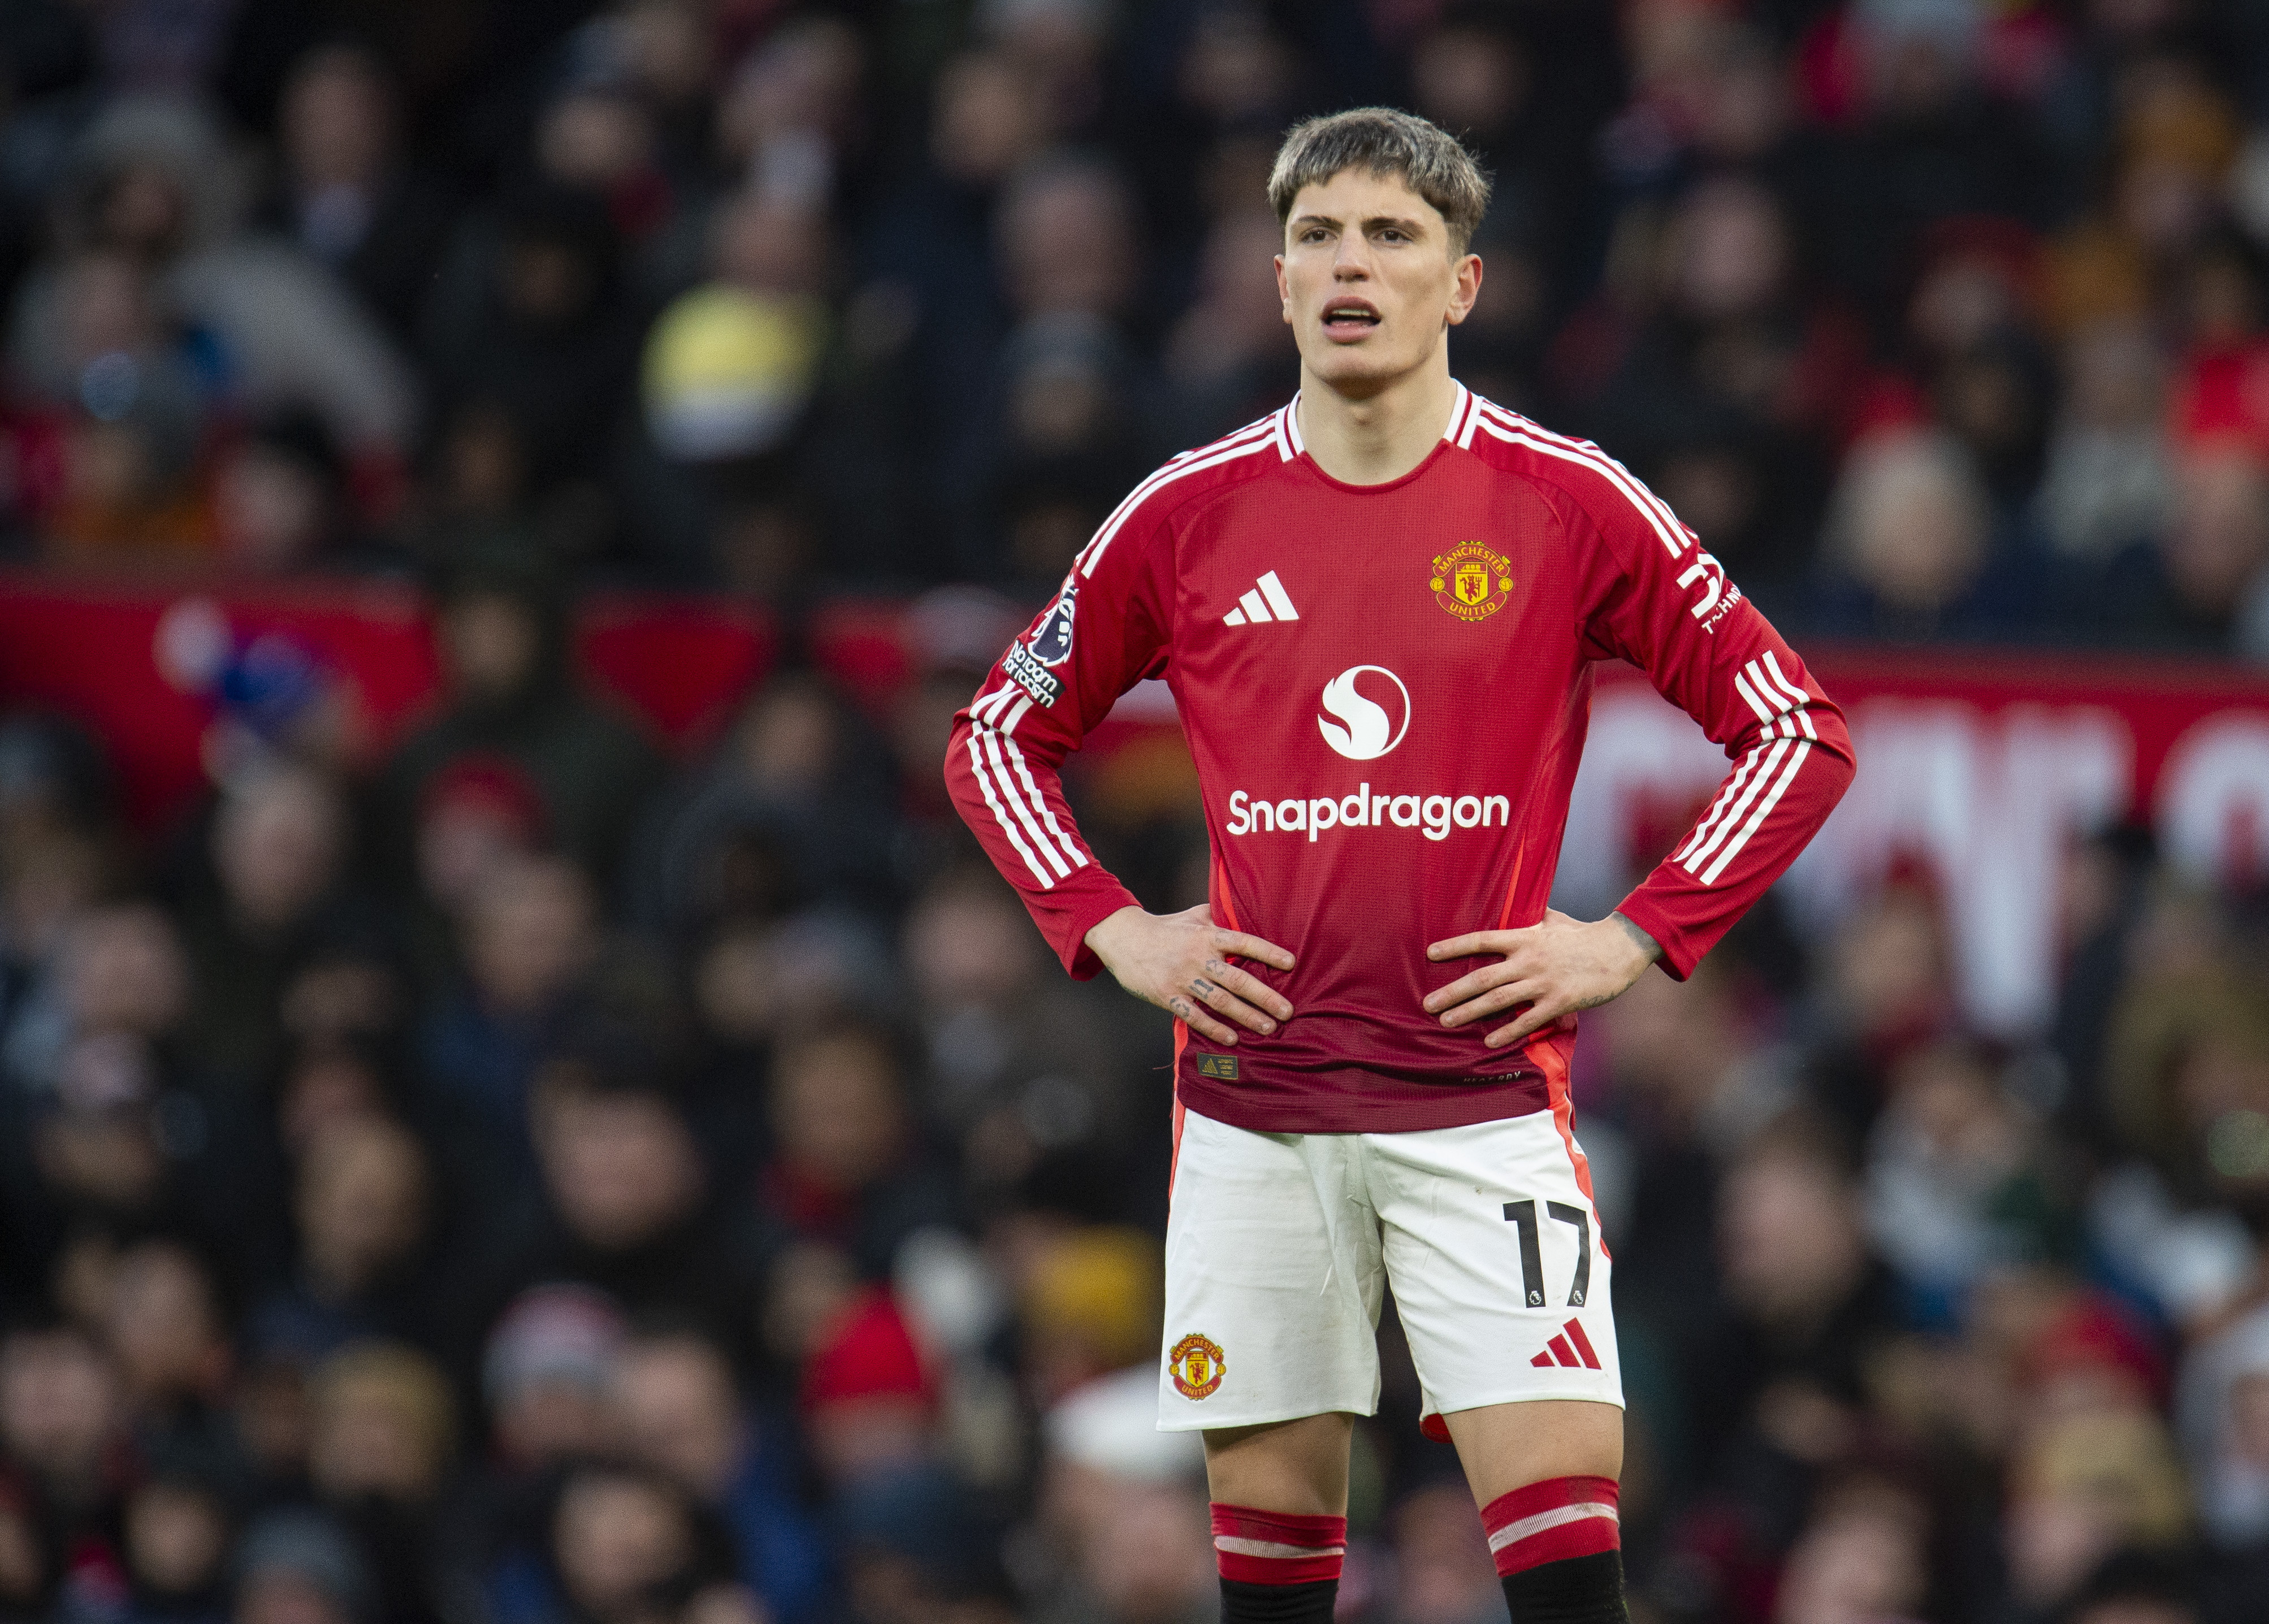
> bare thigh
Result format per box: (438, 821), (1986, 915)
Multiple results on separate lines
(1440, 1398), (1623, 1506)
(1201, 1412), (1357, 1515)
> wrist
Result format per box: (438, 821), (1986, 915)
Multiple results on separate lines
(1084, 904), (1148, 964)
(1608, 911), (1661, 973)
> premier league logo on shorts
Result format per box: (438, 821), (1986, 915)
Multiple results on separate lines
(1168, 1332), (1226, 1399)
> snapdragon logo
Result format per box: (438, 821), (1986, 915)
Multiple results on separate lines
(1318, 666), (1410, 761)
(1226, 785), (1512, 842)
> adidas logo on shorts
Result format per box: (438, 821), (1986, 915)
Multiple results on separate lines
(1529, 1318), (1603, 1371)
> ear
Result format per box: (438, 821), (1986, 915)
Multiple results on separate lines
(1275, 254), (1291, 325)
(1444, 252), (1483, 327)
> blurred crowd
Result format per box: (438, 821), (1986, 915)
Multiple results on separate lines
(0, 0), (2266, 653)
(3, 3), (2269, 1624)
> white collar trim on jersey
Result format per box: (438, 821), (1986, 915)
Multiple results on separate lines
(1280, 383), (1473, 463)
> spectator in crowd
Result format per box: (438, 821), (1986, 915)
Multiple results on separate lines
(172, 762), (358, 1090)
(417, 854), (602, 1181)
(613, 1324), (832, 1621)
(2104, 441), (2269, 656)
(0, 1319), (127, 1570)
(1812, 425), (2048, 642)
(121, 1449), (235, 1624)
(210, 407), (360, 575)
(636, 672), (904, 936)
(479, 1284), (627, 1478)
(262, 45), (458, 349)
(416, 186), (642, 555)
(455, 1040), (766, 1398)
(254, 1116), (439, 1359)
(1028, 1365), (1213, 1624)
(757, 1023), (958, 1282)
(303, 1341), (454, 1624)
(232, 1509), (376, 1624)
(379, 549), (663, 892)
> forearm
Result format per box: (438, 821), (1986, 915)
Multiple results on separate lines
(943, 714), (1137, 978)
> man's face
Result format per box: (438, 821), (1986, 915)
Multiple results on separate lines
(1276, 167), (1480, 396)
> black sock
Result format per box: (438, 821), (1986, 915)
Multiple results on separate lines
(1500, 1548), (1628, 1623)
(1220, 1575), (1339, 1622)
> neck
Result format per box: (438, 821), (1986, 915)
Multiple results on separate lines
(1294, 353), (1458, 485)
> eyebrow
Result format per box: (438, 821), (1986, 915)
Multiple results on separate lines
(1291, 211), (1432, 237)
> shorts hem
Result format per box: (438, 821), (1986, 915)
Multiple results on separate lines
(1155, 1398), (1380, 1433)
(1421, 1386), (1626, 1422)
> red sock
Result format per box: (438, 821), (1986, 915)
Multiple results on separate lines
(1209, 1503), (1346, 1586)
(1479, 1475), (1621, 1578)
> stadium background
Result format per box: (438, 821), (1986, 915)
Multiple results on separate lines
(2, 1), (2269, 1621)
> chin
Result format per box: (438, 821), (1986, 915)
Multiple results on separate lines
(1306, 348), (1406, 393)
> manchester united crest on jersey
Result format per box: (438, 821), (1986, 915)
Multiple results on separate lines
(1428, 542), (1514, 621)
(1168, 1332), (1226, 1398)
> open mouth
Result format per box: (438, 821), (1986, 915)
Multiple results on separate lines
(1320, 300), (1380, 338)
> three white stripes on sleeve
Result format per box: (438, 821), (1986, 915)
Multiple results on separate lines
(965, 683), (1089, 891)
(1677, 651), (1816, 887)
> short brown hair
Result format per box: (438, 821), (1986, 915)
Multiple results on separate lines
(1267, 107), (1493, 255)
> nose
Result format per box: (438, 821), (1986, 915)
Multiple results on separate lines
(1331, 231), (1370, 279)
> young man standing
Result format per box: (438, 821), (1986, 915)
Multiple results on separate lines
(946, 109), (1855, 1623)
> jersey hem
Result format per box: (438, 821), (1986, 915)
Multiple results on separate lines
(1175, 1067), (1552, 1134)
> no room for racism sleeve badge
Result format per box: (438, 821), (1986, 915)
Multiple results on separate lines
(1428, 542), (1514, 621)
(1168, 1332), (1226, 1399)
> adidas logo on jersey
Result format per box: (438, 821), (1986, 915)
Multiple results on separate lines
(1528, 1318), (1603, 1371)
(1223, 570), (1300, 626)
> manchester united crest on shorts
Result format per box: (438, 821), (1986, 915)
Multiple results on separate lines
(1428, 542), (1514, 621)
(1168, 1332), (1226, 1398)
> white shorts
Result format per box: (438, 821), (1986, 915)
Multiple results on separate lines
(1157, 1104), (1622, 1435)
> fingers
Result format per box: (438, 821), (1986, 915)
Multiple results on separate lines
(1203, 956), (1293, 1022)
(1164, 989), (1242, 1046)
(1214, 929), (1297, 973)
(1184, 972), (1282, 1037)
(1435, 977), (1543, 1030)
(1425, 931), (1502, 962)
(1486, 998), (1570, 1050)
(1422, 962), (1513, 1014)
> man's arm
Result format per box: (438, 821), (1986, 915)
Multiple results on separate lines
(943, 509), (1297, 1045)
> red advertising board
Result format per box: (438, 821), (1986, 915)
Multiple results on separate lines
(0, 570), (776, 828)
(1570, 651), (2269, 1034)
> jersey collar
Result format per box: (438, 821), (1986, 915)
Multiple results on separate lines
(1279, 381), (1475, 466)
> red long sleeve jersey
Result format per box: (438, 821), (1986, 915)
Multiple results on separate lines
(946, 387), (1855, 1134)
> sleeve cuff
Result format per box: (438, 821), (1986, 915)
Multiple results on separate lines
(1611, 893), (1695, 982)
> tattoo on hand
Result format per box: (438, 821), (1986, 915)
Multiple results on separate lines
(1167, 998), (1194, 1020)
(1190, 978), (1217, 1000)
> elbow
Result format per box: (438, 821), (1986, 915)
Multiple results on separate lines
(941, 717), (972, 791)
(1821, 727), (1857, 806)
